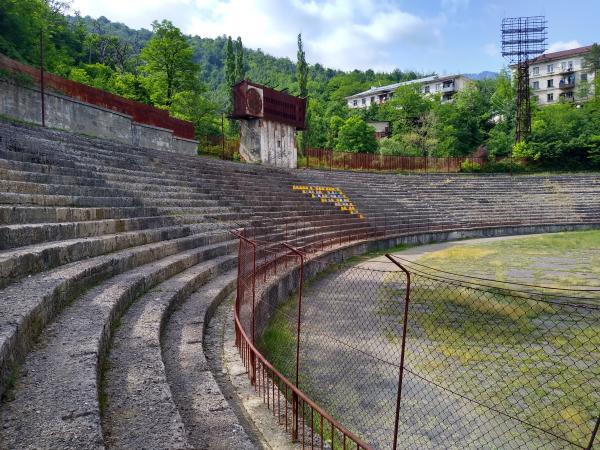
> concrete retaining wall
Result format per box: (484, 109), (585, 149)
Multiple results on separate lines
(0, 80), (198, 156)
(253, 223), (600, 336)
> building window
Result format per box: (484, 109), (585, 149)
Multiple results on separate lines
(436, 83), (441, 92)
(547, 93), (554, 102)
(533, 81), (540, 90)
(353, 100), (357, 106)
(581, 73), (588, 82)
(547, 64), (553, 73)
(423, 85), (430, 94)
(561, 62), (566, 71)
(547, 79), (554, 88)
(370, 96), (375, 103)
(533, 67), (539, 75)
(361, 98), (366, 105)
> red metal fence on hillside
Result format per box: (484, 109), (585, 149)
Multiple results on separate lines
(231, 221), (600, 449)
(305, 147), (486, 173)
(0, 54), (195, 139)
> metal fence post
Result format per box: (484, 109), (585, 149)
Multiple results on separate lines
(39, 31), (45, 127)
(385, 255), (411, 450)
(586, 414), (600, 450)
(251, 239), (257, 385)
(283, 243), (305, 441)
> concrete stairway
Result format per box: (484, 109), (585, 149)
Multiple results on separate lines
(0, 119), (365, 449)
(1, 118), (599, 449)
(294, 169), (600, 234)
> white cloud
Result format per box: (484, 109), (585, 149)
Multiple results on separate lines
(441, 0), (470, 14)
(70, 0), (194, 30)
(547, 40), (582, 53)
(484, 43), (499, 57)
(70, 0), (444, 71)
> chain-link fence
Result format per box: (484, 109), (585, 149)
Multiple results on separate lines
(232, 230), (600, 449)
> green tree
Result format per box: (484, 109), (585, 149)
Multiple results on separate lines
(140, 20), (198, 106)
(335, 116), (377, 153)
(234, 36), (244, 83)
(170, 89), (220, 142)
(381, 83), (432, 135)
(486, 69), (516, 158)
(296, 34), (308, 99)
(296, 33), (309, 153)
(583, 43), (600, 98)
(224, 36), (235, 89)
(326, 115), (345, 148)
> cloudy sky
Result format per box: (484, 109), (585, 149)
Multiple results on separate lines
(69, 0), (599, 74)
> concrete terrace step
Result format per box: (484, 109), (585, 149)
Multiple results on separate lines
(163, 270), (257, 449)
(0, 231), (233, 397)
(0, 239), (237, 449)
(101, 255), (238, 449)
(0, 205), (163, 225)
(0, 216), (184, 250)
(0, 225), (208, 288)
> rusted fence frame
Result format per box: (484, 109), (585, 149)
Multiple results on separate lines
(231, 230), (372, 449)
(385, 254), (412, 450)
(233, 308), (372, 449)
(230, 229), (257, 384)
(304, 148), (486, 173)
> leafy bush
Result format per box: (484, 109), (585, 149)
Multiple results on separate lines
(460, 161), (481, 172)
(379, 136), (420, 156)
(481, 158), (529, 173)
(335, 116), (378, 153)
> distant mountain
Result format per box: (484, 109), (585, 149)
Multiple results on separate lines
(464, 71), (498, 80)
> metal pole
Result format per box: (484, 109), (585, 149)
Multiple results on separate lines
(283, 243), (305, 441)
(221, 113), (225, 159)
(586, 413), (600, 450)
(39, 30), (45, 127)
(385, 255), (411, 450)
(251, 241), (257, 385)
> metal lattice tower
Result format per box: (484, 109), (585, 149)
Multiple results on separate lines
(501, 16), (547, 142)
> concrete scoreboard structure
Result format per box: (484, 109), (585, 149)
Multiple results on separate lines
(231, 80), (307, 168)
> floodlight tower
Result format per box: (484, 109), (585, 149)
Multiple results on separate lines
(501, 16), (547, 142)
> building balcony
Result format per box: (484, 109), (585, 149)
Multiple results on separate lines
(559, 81), (575, 89)
(441, 84), (455, 93)
(559, 67), (575, 74)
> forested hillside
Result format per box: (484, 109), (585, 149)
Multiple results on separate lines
(1, 0), (599, 170)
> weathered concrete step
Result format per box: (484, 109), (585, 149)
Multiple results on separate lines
(163, 271), (257, 449)
(0, 216), (183, 250)
(101, 254), (238, 449)
(0, 191), (140, 207)
(0, 225), (202, 289)
(0, 239), (237, 450)
(0, 192), (230, 214)
(0, 151), (293, 194)
(0, 231), (232, 399)
(0, 205), (162, 225)
(0, 178), (231, 203)
(0, 179), (237, 205)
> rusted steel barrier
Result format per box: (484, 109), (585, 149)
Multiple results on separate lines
(231, 229), (373, 448)
(305, 147), (486, 173)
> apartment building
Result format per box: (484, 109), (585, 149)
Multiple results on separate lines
(525, 45), (596, 105)
(346, 74), (471, 109)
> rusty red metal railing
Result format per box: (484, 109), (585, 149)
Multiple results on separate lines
(230, 217), (600, 449)
(0, 53), (195, 139)
(231, 228), (373, 449)
(305, 147), (486, 173)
